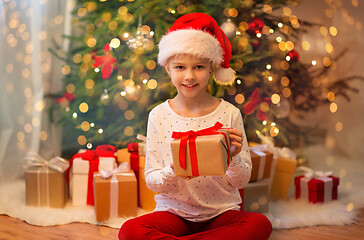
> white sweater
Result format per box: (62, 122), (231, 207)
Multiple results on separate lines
(145, 99), (252, 222)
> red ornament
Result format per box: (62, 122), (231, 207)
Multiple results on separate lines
(287, 50), (299, 62)
(243, 88), (271, 121)
(56, 92), (75, 104)
(92, 43), (117, 79)
(247, 17), (265, 36)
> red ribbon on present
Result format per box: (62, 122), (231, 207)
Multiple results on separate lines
(127, 143), (139, 153)
(95, 144), (117, 159)
(66, 149), (99, 206)
(171, 122), (231, 177)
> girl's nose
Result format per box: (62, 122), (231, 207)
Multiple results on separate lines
(185, 69), (195, 80)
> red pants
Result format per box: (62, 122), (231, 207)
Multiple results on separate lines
(118, 210), (272, 240)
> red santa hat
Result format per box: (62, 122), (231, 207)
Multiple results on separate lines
(158, 13), (235, 85)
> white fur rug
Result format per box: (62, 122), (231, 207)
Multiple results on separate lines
(0, 145), (362, 230)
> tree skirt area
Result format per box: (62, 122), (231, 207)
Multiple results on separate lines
(0, 145), (362, 230)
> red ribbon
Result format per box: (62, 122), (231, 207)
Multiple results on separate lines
(127, 143), (139, 153)
(95, 144), (117, 159)
(171, 122), (231, 176)
(243, 88), (271, 121)
(66, 149), (99, 206)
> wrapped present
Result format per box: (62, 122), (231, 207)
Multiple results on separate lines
(94, 163), (137, 222)
(295, 167), (339, 203)
(171, 122), (231, 177)
(127, 134), (146, 156)
(270, 156), (296, 201)
(67, 145), (116, 206)
(23, 152), (69, 208)
(239, 179), (270, 213)
(118, 148), (157, 211)
(249, 147), (274, 182)
(139, 155), (157, 211)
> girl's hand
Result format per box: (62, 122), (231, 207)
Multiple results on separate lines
(228, 128), (243, 157)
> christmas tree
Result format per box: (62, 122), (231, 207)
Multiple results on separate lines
(51, 0), (362, 154)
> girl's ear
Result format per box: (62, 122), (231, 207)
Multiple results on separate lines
(164, 63), (171, 77)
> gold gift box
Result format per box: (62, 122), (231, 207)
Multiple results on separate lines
(270, 156), (297, 201)
(25, 166), (68, 208)
(94, 171), (137, 222)
(117, 148), (157, 211)
(171, 129), (230, 177)
(249, 150), (274, 182)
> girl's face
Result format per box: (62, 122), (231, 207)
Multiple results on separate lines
(165, 54), (213, 100)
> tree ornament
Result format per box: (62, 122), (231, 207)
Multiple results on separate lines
(92, 43), (117, 79)
(287, 50), (299, 62)
(125, 84), (142, 101)
(127, 15), (154, 50)
(56, 92), (75, 107)
(250, 37), (260, 51)
(221, 19), (237, 39)
(243, 88), (271, 121)
(100, 89), (110, 103)
(247, 17), (265, 36)
(272, 97), (291, 118)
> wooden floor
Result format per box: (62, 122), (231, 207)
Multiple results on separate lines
(1, 209), (364, 239)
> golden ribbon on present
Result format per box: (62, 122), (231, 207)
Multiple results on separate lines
(96, 162), (133, 219)
(23, 152), (69, 206)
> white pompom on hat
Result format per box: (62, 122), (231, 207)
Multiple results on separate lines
(158, 13), (235, 85)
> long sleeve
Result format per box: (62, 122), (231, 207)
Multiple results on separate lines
(225, 108), (252, 189)
(144, 108), (178, 193)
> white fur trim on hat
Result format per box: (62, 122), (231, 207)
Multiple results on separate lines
(213, 66), (236, 85)
(158, 29), (223, 66)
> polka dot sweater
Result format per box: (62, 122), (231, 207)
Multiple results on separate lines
(145, 99), (252, 222)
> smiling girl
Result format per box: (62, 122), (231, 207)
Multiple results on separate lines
(119, 13), (272, 240)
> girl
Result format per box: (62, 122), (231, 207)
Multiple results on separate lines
(119, 13), (272, 240)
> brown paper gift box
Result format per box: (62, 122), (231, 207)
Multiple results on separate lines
(94, 171), (137, 222)
(25, 166), (68, 208)
(139, 156), (157, 211)
(270, 156), (297, 201)
(117, 148), (158, 211)
(249, 150), (274, 182)
(239, 179), (269, 213)
(171, 129), (230, 177)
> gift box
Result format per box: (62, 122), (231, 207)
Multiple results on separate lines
(249, 149), (274, 182)
(269, 156), (297, 201)
(239, 179), (270, 213)
(171, 122), (231, 177)
(139, 156), (157, 211)
(94, 170), (137, 222)
(68, 148), (116, 206)
(24, 153), (69, 208)
(118, 148), (157, 211)
(127, 134), (146, 156)
(295, 175), (339, 203)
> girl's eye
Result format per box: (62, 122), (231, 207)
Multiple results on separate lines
(175, 66), (184, 69)
(195, 65), (205, 69)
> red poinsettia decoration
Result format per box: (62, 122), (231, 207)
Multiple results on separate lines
(56, 91), (75, 105)
(243, 88), (271, 121)
(92, 43), (117, 79)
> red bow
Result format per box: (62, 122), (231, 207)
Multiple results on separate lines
(92, 43), (117, 79)
(95, 144), (117, 159)
(243, 88), (270, 121)
(56, 92), (74, 104)
(171, 122), (230, 176)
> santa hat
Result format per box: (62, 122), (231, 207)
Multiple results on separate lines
(158, 13), (235, 85)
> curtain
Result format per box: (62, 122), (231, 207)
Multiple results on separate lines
(0, 0), (73, 182)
